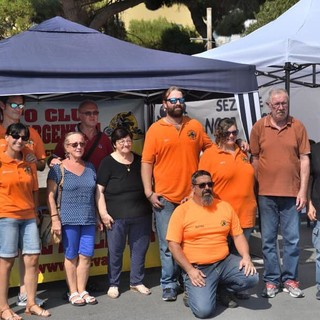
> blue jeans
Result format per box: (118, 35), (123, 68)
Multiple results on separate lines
(107, 215), (151, 286)
(154, 197), (180, 289)
(312, 220), (320, 291)
(184, 254), (259, 319)
(258, 196), (300, 285)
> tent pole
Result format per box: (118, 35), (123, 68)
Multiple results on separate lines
(284, 62), (291, 96)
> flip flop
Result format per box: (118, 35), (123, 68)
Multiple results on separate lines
(25, 304), (51, 317)
(130, 284), (151, 295)
(79, 291), (98, 305)
(68, 292), (86, 306)
(0, 308), (22, 320)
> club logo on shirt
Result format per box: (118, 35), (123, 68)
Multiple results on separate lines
(24, 166), (32, 175)
(187, 130), (197, 140)
(220, 220), (228, 227)
(242, 156), (249, 163)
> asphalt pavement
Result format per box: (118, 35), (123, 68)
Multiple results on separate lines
(7, 221), (319, 320)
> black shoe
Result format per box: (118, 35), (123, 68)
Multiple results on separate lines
(316, 290), (320, 300)
(162, 288), (177, 301)
(218, 291), (238, 308)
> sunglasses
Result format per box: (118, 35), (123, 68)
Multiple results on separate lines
(7, 102), (25, 110)
(223, 130), (239, 137)
(166, 98), (185, 104)
(80, 111), (99, 116)
(193, 182), (214, 189)
(67, 142), (86, 148)
(10, 134), (29, 141)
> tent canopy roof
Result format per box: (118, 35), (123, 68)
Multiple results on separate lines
(0, 17), (257, 101)
(196, 0), (320, 89)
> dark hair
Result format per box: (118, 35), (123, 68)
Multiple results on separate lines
(111, 127), (133, 146)
(191, 170), (212, 185)
(215, 118), (237, 145)
(5, 123), (30, 139)
(162, 86), (184, 102)
(0, 95), (26, 105)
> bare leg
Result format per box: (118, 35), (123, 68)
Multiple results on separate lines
(0, 257), (15, 310)
(19, 253), (27, 295)
(64, 256), (79, 294)
(23, 254), (39, 307)
(76, 255), (91, 294)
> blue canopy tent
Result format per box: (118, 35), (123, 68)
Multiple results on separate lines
(0, 16), (260, 138)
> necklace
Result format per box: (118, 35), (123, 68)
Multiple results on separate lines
(125, 164), (131, 172)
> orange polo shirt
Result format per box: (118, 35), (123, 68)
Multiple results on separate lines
(199, 144), (256, 228)
(0, 146), (38, 219)
(166, 198), (243, 265)
(142, 117), (212, 203)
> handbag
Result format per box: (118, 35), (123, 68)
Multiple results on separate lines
(40, 164), (64, 247)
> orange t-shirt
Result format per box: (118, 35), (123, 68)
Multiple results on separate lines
(198, 144), (256, 228)
(0, 125), (46, 161)
(166, 198), (243, 265)
(0, 148), (38, 219)
(250, 115), (310, 196)
(142, 117), (212, 203)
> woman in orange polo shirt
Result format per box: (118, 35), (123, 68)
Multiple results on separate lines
(198, 118), (257, 303)
(199, 118), (257, 240)
(0, 123), (50, 319)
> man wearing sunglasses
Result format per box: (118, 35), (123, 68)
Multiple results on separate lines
(49, 100), (112, 171)
(0, 95), (46, 171)
(166, 170), (258, 318)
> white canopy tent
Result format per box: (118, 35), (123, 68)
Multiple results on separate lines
(196, 0), (320, 141)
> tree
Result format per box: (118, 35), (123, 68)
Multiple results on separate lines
(127, 17), (205, 54)
(245, 0), (299, 34)
(0, 0), (35, 39)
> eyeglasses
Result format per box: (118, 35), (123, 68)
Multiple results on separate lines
(193, 182), (214, 189)
(80, 111), (99, 116)
(166, 98), (185, 104)
(67, 142), (86, 148)
(10, 134), (29, 141)
(117, 139), (132, 145)
(223, 130), (239, 137)
(7, 102), (25, 110)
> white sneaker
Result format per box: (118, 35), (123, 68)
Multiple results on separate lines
(16, 293), (45, 307)
(107, 286), (119, 299)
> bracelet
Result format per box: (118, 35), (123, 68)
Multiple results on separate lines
(147, 192), (154, 199)
(51, 214), (59, 217)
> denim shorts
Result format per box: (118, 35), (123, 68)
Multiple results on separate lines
(0, 218), (41, 258)
(62, 224), (96, 259)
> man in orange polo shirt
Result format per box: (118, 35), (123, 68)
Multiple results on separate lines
(166, 170), (258, 318)
(250, 88), (310, 299)
(141, 87), (212, 301)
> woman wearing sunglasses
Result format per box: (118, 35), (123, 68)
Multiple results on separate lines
(198, 118), (257, 303)
(96, 127), (152, 299)
(47, 132), (100, 306)
(0, 123), (50, 319)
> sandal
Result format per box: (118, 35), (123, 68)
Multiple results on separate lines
(0, 308), (22, 320)
(130, 284), (151, 295)
(68, 292), (86, 307)
(79, 291), (98, 305)
(25, 304), (51, 317)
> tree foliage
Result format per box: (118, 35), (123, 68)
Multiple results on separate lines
(245, 0), (299, 34)
(127, 17), (205, 54)
(0, 0), (35, 39)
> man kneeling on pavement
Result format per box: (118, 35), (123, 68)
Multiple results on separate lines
(166, 170), (259, 319)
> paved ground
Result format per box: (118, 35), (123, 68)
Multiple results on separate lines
(8, 221), (318, 320)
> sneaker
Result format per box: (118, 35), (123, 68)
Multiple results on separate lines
(316, 290), (320, 300)
(107, 286), (119, 299)
(162, 288), (177, 301)
(283, 280), (305, 298)
(16, 293), (45, 307)
(261, 283), (279, 298)
(218, 290), (238, 308)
